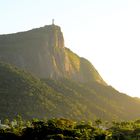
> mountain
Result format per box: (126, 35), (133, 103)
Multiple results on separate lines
(0, 25), (105, 84)
(0, 24), (140, 121)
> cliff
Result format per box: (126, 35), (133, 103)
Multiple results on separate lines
(0, 25), (106, 84)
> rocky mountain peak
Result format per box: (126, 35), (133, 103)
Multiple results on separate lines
(42, 24), (64, 49)
(0, 24), (106, 85)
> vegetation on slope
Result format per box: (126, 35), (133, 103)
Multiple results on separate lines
(44, 78), (140, 121)
(0, 25), (106, 85)
(0, 62), (75, 120)
(0, 61), (140, 121)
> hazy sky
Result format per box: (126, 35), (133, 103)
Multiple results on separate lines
(1, 0), (140, 97)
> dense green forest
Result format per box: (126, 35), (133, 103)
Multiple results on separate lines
(1, 116), (140, 140)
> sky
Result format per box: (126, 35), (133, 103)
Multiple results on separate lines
(0, 0), (140, 97)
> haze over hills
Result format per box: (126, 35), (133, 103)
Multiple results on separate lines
(0, 24), (140, 121)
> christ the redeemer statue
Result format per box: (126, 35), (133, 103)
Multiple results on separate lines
(52, 19), (54, 25)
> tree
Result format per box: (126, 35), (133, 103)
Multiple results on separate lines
(95, 119), (102, 128)
(4, 118), (10, 126)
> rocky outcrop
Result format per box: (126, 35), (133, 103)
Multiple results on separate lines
(0, 24), (106, 85)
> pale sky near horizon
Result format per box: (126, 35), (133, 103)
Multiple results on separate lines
(0, 0), (140, 97)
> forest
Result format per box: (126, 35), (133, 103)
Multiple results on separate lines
(0, 116), (140, 140)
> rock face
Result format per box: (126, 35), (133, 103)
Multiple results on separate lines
(0, 24), (105, 84)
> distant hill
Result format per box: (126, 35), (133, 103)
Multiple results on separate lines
(0, 24), (140, 121)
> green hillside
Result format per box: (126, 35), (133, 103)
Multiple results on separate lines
(0, 62), (72, 120)
(0, 61), (140, 121)
(0, 61), (107, 120)
(44, 79), (140, 120)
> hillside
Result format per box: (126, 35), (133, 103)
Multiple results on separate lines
(0, 61), (109, 120)
(0, 62), (79, 120)
(0, 62), (140, 121)
(44, 79), (140, 120)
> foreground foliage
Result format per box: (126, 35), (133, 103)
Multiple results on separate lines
(1, 116), (140, 140)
